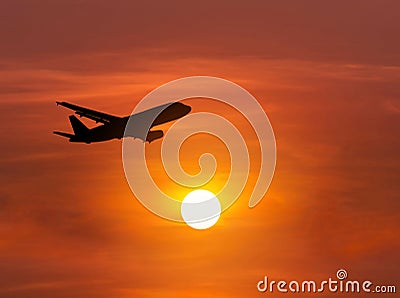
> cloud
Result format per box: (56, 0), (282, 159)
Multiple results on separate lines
(1, 0), (400, 66)
(384, 99), (400, 113)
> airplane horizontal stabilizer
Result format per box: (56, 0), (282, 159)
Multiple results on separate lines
(53, 131), (75, 138)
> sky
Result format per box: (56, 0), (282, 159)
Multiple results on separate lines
(0, 0), (399, 297)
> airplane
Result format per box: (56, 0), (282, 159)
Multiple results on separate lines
(53, 101), (191, 143)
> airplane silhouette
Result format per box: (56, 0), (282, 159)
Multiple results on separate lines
(54, 101), (191, 143)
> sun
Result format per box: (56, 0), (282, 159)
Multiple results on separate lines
(181, 189), (221, 230)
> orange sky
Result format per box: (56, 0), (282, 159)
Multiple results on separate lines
(0, 1), (399, 297)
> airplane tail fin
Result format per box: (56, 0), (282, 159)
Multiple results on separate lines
(69, 115), (89, 135)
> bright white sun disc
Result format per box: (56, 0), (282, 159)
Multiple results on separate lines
(181, 190), (221, 230)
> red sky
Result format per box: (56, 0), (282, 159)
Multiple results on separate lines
(0, 1), (399, 297)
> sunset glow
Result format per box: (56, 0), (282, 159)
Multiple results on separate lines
(0, 1), (399, 297)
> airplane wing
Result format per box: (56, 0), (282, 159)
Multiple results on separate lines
(56, 101), (120, 124)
